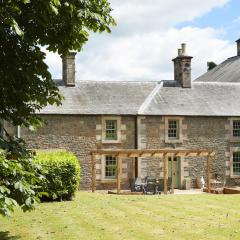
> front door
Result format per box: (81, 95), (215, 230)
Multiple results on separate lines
(168, 157), (180, 188)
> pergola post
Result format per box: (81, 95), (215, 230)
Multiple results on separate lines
(207, 155), (212, 193)
(171, 156), (175, 194)
(91, 153), (96, 193)
(132, 158), (136, 179)
(116, 157), (122, 194)
(163, 154), (167, 194)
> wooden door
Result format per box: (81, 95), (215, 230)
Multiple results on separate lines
(168, 157), (180, 188)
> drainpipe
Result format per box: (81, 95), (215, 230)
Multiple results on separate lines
(134, 116), (138, 177)
(0, 119), (3, 138)
(16, 126), (21, 138)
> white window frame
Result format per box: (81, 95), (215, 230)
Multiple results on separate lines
(101, 155), (118, 181)
(165, 117), (183, 143)
(230, 118), (240, 142)
(230, 147), (240, 178)
(168, 120), (179, 139)
(102, 116), (121, 143)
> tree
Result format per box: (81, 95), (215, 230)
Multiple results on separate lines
(0, 141), (41, 216)
(207, 61), (217, 71)
(0, 0), (115, 127)
(0, 0), (115, 216)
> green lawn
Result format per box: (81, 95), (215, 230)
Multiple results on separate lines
(0, 192), (240, 240)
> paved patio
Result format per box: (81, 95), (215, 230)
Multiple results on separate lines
(174, 189), (206, 194)
(92, 188), (206, 195)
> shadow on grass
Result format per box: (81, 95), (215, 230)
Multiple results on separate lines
(0, 231), (21, 240)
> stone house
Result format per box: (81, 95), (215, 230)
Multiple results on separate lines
(4, 40), (240, 190)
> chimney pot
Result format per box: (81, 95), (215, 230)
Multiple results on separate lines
(181, 43), (187, 55)
(62, 52), (77, 87)
(178, 49), (183, 56)
(236, 39), (240, 56)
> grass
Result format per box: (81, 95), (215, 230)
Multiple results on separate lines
(0, 192), (240, 240)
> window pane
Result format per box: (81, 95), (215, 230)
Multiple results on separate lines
(105, 120), (117, 140)
(233, 152), (240, 175)
(168, 120), (179, 139)
(105, 156), (116, 179)
(233, 120), (240, 137)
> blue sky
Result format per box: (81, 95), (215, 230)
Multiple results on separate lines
(45, 0), (240, 81)
(178, 0), (240, 41)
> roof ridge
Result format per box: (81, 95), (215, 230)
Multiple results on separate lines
(75, 80), (161, 83)
(194, 81), (240, 85)
(194, 55), (240, 83)
(138, 81), (163, 114)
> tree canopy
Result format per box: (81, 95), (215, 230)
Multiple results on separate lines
(0, 0), (115, 127)
(207, 61), (217, 71)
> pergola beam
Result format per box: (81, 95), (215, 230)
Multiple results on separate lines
(175, 152), (185, 157)
(118, 153), (128, 157)
(153, 153), (164, 158)
(91, 149), (215, 157)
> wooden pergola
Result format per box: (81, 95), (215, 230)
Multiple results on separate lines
(91, 149), (215, 194)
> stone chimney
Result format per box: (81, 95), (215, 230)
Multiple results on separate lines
(62, 52), (77, 87)
(172, 43), (193, 88)
(236, 39), (240, 56)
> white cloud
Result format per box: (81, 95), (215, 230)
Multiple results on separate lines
(45, 0), (235, 81)
(76, 27), (235, 81)
(44, 49), (61, 79)
(233, 16), (240, 23)
(110, 0), (229, 34)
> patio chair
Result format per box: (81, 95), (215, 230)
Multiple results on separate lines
(143, 177), (156, 195)
(210, 174), (225, 189)
(155, 178), (172, 194)
(167, 177), (172, 193)
(155, 179), (164, 194)
(129, 177), (145, 192)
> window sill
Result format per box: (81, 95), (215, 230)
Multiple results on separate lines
(230, 175), (240, 179)
(229, 137), (240, 143)
(102, 140), (121, 144)
(165, 139), (183, 144)
(100, 179), (117, 183)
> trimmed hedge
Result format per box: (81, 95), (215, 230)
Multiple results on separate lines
(35, 151), (80, 201)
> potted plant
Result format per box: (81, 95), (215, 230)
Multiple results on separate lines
(183, 177), (191, 190)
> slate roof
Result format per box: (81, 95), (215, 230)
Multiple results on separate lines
(195, 56), (240, 83)
(40, 79), (240, 116)
(141, 81), (240, 116)
(40, 80), (157, 115)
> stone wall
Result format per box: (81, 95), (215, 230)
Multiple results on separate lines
(13, 115), (136, 190)
(139, 116), (240, 188)
(4, 114), (240, 190)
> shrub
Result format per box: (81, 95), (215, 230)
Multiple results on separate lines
(34, 151), (80, 201)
